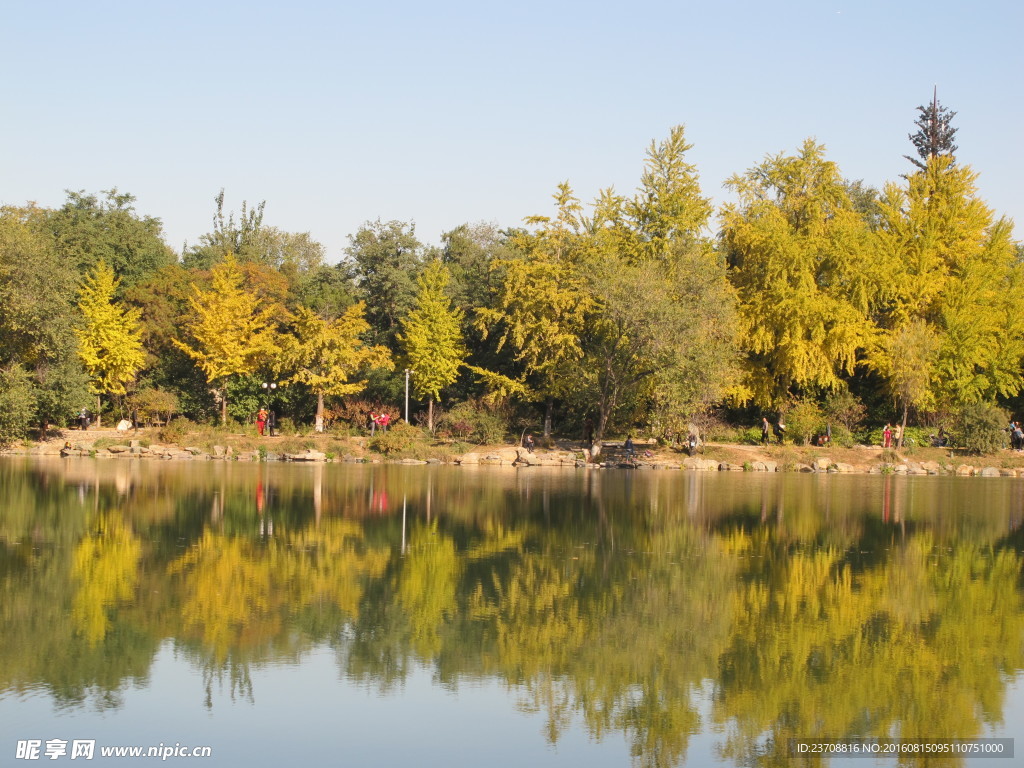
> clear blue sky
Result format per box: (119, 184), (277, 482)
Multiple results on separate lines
(2, 0), (1021, 260)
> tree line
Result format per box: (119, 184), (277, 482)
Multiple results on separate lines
(1, 96), (1020, 446)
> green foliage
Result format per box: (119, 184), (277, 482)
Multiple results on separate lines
(822, 389), (867, 430)
(738, 426), (763, 446)
(879, 448), (901, 464)
(158, 417), (197, 445)
(129, 387), (179, 426)
(905, 90), (958, 171)
(436, 401), (507, 444)
(951, 402), (1008, 455)
(784, 400), (824, 446)
(368, 422), (423, 455)
(0, 366), (36, 446)
(45, 189), (175, 289)
(829, 423), (855, 448)
(344, 219), (423, 344)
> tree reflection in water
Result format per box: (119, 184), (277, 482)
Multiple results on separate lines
(1, 459), (1022, 767)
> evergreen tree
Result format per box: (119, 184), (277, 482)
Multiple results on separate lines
(905, 88), (958, 171)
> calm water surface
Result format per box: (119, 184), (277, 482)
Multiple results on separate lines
(2, 457), (1023, 767)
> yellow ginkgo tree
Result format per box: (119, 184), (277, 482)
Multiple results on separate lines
(280, 303), (393, 432)
(173, 254), (278, 424)
(76, 260), (146, 425)
(398, 260), (467, 432)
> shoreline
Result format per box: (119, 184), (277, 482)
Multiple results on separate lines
(4, 428), (1024, 477)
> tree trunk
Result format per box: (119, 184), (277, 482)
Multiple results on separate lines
(221, 390), (227, 426)
(95, 394), (102, 428)
(428, 398), (434, 433)
(899, 403), (909, 449)
(315, 391), (325, 433)
(543, 397), (554, 438)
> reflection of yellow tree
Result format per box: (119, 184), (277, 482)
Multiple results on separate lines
(463, 521), (737, 768)
(397, 522), (463, 659)
(71, 512), (141, 645)
(168, 520), (389, 663)
(713, 532), (1024, 767)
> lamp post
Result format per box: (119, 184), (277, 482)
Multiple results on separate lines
(404, 369), (410, 423)
(261, 381), (278, 436)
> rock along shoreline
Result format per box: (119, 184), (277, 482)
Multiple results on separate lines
(3, 432), (1020, 478)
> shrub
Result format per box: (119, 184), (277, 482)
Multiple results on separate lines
(129, 386), (179, 427)
(738, 426), (763, 446)
(159, 417), (196, 445)
(823, 390), (867, 430)
(951, 402), (1008, 455)
(436, 401), (507, 445)
(369, 422), (423, 455)
(784, 400), (823, 446)
(879, 448), (901, 464)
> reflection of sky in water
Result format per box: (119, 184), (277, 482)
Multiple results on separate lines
(4, 646), (1021, 766)
(3, 643), (633, 767)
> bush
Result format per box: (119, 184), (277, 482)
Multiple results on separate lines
(159, 417), (197, 445)
(738, 426), (763, 446)
(436, 401), (507, 445)
(369, 422), (423, 455)
(784, 400), (823, 445)
(951, 402), (1008, 455)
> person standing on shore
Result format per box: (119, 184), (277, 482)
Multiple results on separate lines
(883, 423), (892, 448)
(760, 417), (770, 446)
(256, 408), (268, 437)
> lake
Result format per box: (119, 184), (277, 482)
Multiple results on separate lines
(1, 457), (1022, 766)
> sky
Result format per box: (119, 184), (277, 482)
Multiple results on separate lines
(2, 0), (1021, 262)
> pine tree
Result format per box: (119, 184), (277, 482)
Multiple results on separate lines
(398, 260), (466, 432)
(76, 260), (146, 424)
(905, 88), (958, 171)
(173, 254), (278, 424)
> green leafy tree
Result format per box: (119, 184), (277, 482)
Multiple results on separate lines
(182, 190), (266, 270)
(76, 261), (146, 425)
(344, 219), (423, 345)
(173, 255), (279, 424)
(398, 260), (466, 431)
(0, 205), (90, 431)
(0, 365), (36, 446)
(573, 127), (738, 440)
(281, 303), (393, 432)
(46, 189), (175, 290)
